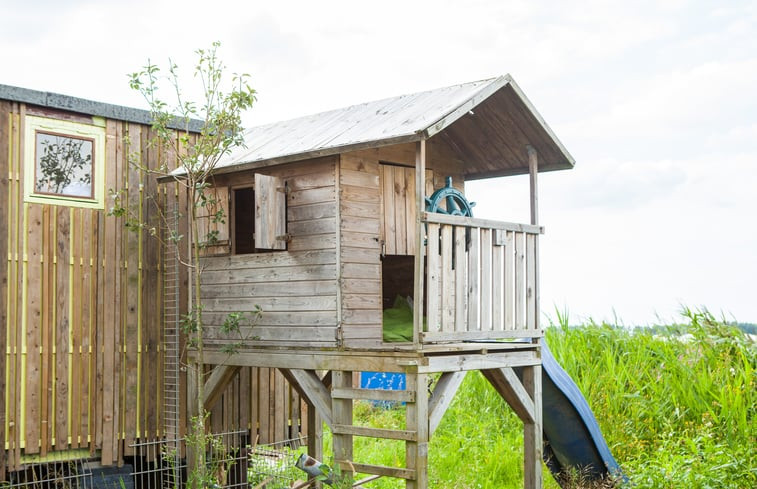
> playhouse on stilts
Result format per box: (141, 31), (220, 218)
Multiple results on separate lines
(184, 75), (574, 488)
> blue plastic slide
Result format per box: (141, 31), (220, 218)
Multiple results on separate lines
(535, 338), (626, 485)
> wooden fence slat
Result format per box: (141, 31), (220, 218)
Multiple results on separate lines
(13, 107), (23, 467)
(123, 123), (140, 451)
(440, 225), (455, 332)
(0, 101), (9, 475)
(144, 126), (159, 443)
(88, 208), (99, 456)
(504, 231), (514, 331)
(81, 210), (94, 451)
(454, 227), (466, 332)
(480, 229), (492, 331)
(40, 205), (51, 456)
(274, 369), (286, 441)
(100, 119), (118, 465)
(526, 234), (536, 331)
(515, 232), (525, 329)
(466, 227), (480, 331)
(426, 223), (440, 333)
(251, 367), (259, 443)
(492, 233), (504, 331)
(55, 206), (70, 451)
(25, 205), (42, 454)
(258, 368), (270, 444)
(70, 209), (82, 449)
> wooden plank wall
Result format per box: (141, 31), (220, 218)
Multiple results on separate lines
(1, 102), (311, 475)
(0, 101), (314, 472)
(199, 157), (339, 348)
(207, 367), (308, 446)
(0, 104), (172, 470)
(338, 154), (382, 347)
(339, 140), (463, 348)
(197, 158), (338, 443)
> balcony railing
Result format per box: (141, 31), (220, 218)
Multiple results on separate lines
(421, 212), (542, 343)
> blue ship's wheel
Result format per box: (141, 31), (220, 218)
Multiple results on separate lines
(425, 176), (475, 217)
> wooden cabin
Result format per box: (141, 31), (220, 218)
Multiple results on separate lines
(0, 86), (305, 482)
(191, 75), (575, 488)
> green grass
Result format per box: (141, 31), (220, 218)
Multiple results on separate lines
(324, 309), (755, 488)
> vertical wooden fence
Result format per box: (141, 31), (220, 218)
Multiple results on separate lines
(1, 102), (302, 476)
(422, 212), (542, 342)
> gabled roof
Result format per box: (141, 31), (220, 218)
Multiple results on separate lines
(209, 74), (575, 179)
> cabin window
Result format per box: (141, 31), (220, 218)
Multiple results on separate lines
(228, 174), (288, 255)
(233, 187), (256, 253)
(24, 115), (106, 209)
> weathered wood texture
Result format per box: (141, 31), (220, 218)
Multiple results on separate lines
(337, 141), (457, 348)
(339, 154), (382, 348)
(1, 103), (304, 473)
(199, 157), (339, 348)
(423, 213), (542, 343)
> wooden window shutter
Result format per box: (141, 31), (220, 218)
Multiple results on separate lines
(254, 174), (287, 250)
(196, 185), (229, 254)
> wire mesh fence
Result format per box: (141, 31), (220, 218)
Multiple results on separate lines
(246, 437), (308, 489)
(5, 457), (93, 489)
(130, 430), (250, 489)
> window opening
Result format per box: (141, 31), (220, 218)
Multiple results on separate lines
(233, 187), (256, 254)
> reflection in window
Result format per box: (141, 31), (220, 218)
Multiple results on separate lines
(35, 131), (94, 199)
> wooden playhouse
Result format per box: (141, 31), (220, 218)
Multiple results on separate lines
(188, 75), (575, 488)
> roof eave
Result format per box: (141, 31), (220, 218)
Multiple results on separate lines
(157, 132), (424, 183)
(422, 74), (512, 139)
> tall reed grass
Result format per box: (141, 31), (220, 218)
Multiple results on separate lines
(325, 309), (755, 488)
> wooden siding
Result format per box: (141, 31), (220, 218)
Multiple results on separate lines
(339, 140), (463, 347)
(0, 103), (302, 474)
(339, 154), (382, 348)
(199, 157), (339, 349)
(0, 104), (170, 469)
(206, 366), (309, 446)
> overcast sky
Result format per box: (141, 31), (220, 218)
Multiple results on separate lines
(2, 0), (755, 325)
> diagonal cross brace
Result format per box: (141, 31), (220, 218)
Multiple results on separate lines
(279, 368), (334, 429)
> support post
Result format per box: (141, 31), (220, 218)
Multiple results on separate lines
(307, 404), (323, 465)
(332, 371), (354, 483)
(413, 140), (427, 346)
(522, 365), (543, 489)
(405, 372), (429, 489)
(527, 145), (538, 227)
(527, 145), (541, 336)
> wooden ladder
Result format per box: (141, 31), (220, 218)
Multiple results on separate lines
(330, 371), (430, 488)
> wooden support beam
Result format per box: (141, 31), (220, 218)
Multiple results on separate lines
(332, 424), (417, 441)
(413, 140), (427, 346)
(527, 145), (541, 337)
(332, 370), (354, 485)
(203, 365), (241, 411)
(527, 145), (538, 226)
(338, 462), (416, 481)
(279, 369), (334, 429)
(428, 372), (466, 436)
(523, 365), (543, 489)
(405, 372), (429, 489)
(332, 387), (416, 403)
(480, 367), (535, 424)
